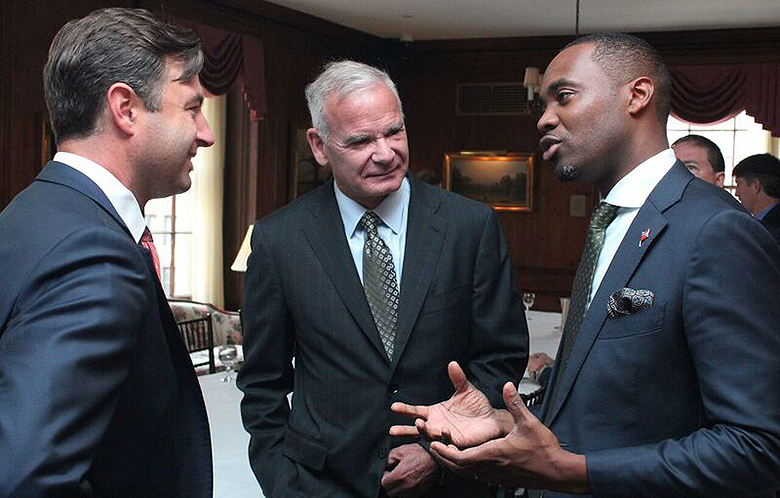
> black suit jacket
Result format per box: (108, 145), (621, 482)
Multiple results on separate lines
(0, 162), (212, 497)
(238, 176), (528, 497)
(538, 164), (780, 497)
(760, 202), (780, 247)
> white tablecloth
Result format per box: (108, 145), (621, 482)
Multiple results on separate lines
(199, 311), (561, 496)
(199, 373), (261, 498)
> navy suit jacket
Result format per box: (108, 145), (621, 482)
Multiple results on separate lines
(539, 163), (780, 498)
(238, 176), (528, 497)
(0, 162), (212, 497)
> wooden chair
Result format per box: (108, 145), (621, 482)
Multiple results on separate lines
(177, 313), (216, 374)
(520, 384), (546, 407)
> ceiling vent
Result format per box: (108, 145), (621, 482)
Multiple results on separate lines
(456, 82), (526, 116)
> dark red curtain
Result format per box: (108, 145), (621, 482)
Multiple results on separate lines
(670, 62), (780, 136)
(167, 17), (266, 121)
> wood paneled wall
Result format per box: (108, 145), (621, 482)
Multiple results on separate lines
(389, 28), (780, 310)
(2, 0), (778, 311)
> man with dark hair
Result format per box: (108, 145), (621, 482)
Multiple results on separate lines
(392, 32), (780, 497)
(672, 134), (726, 187)
(734, 153), (780, 244)
(238, 60), (527, 497)
(0, 8), (214, 496)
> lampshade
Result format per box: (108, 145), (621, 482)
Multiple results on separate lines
(230, 225), (254, 272)
(523, 67), (540, 87)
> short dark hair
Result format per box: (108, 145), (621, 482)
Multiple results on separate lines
(565, 33), (671, 125)
(672, 135), (725, 173)
(44, 8), (203, 143)
(733, 153), (780, 198)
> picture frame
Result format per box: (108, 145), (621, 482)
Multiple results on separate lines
(444, 152), (534, 211)
(289, 127), (331, 199)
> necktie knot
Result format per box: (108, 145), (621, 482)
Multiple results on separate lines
(360, 211), (382, 235)
(590, 202), (619, 230)
(139, 227), (162, 281)
(141, 227), (155, 244)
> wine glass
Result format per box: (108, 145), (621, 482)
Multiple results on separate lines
(218, 344), (238, 382)
(522, 292), (536, 317)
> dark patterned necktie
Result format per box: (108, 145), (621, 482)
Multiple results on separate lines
(545, 201), (619, 422)
(140, 227), (162, 281)
(360, 211), (400, 361)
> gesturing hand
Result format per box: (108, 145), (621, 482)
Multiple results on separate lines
(390, 361), (513, 449)
(429, 380), (587, 493)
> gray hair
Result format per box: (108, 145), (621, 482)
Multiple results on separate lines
(305, 60), (403, 140)
(44, 7), (203, 144)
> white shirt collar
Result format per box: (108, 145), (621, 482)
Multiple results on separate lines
(53, 152), (147, 243)
(604, 149), (677, 208)
(334, 177), (410, 236)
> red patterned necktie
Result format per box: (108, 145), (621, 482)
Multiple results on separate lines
(140, 227), (162, 281)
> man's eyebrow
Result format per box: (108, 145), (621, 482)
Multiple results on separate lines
(341, 133), (370, 146)
(544, 78), (579, 94)
(185, 93), (205, 107)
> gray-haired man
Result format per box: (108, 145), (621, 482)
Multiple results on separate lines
(238, 60), (528, 497)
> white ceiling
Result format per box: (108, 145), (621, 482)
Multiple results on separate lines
(267, 0), (780, 41)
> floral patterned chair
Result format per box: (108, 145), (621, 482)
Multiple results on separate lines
(168, 299), (242, 345)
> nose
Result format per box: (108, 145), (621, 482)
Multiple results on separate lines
(371, 137), (395, 163)
(536, 104), (558, 134)
(196, 114), (216, 148)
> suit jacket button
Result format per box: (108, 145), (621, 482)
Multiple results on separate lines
(388, 384), (399, 396)
(378, 446), (388, 459)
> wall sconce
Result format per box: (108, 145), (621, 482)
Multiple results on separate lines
(523, 67), (543, 101)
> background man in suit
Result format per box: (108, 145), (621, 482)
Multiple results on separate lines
(237, 60), (527, 497)
(392, 33), (780, 497)
(671, 134), (726, 187)
(733, 153), (780, 244)
(0, 8), (215, 496)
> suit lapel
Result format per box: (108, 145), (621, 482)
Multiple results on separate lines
(391, 179), (447, 370)
(301, 182), (388, 358)
(36, 161), (133, 239)
(545, 162), (690, 425)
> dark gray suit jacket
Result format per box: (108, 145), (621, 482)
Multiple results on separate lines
(0, 162), (212, 497)
(539, 164), (780, 497)
(238, 176), (528, 497)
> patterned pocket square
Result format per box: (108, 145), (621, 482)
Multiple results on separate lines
(607, 288), (654, 318)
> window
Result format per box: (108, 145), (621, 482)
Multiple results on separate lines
(144, 95), (226, 301)
(145, 188), (195, 298)
(667, 111), (771, 192)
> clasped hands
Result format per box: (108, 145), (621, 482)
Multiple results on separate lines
(389, 361), (588, 493)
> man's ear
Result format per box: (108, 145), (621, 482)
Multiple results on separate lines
(306, 128), (329, 167)
(715, 172), (725, 188)
(626, 76), (654, 116)
(106, 82), (141, 136)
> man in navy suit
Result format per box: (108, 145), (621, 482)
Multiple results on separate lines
(237, 60), (527, 497)
(734, 153), (780, 245)
(0, 8), (215, 497)
(392, 33), (780, 497)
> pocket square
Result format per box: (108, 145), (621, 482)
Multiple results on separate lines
(607, 288), (654, 318)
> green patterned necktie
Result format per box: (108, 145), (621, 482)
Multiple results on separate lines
(545, 201), (619, 423)
(360, 211), (400, 361)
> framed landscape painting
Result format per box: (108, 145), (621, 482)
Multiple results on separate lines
(444, 152), (534, 211)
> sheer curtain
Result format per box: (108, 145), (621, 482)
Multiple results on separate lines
(191, 95), (227, 308)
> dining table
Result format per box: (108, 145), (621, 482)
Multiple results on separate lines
(198, 309), (562, 497)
